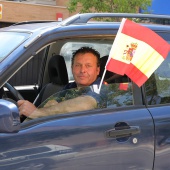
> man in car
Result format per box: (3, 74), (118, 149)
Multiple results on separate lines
(17, 47), (105, 120)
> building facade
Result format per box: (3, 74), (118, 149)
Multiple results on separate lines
(0, 0), (73, 24)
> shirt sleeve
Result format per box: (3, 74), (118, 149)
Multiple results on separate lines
(81, 86), (108, 109)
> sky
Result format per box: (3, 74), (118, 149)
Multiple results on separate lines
(148, 0), (170, 15)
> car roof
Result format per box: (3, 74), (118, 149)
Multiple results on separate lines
(0, 21), (61, 33)
(61, 13), (170, 25)
(1, 13), (170, 33)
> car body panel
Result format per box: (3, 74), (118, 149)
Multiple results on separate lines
(0, 106), (154, 169)
(148, 105), (170, 170)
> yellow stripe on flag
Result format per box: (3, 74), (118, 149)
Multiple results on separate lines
(109, 33), (136, 64)
(0, 4), (2, 19)
(129, 40), (164, 78)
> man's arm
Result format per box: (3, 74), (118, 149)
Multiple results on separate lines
(18, 95), (97, 120)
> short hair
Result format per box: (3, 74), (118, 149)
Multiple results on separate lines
(71, 47), (100, 67)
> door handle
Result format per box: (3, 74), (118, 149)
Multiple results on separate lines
(105, 126), (140, 138)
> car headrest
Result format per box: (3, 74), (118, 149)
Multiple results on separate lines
(48, 55), (68, 85)
(99, 55), (130, 83)
(99, 55), (114, 81)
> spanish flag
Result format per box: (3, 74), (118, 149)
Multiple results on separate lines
(106, 18), (170, 87)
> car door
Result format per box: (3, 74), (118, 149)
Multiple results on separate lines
(0, 83), (154, 170)
(144, 48), (170, 170)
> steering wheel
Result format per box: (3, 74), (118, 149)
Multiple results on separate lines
(4, 82), (24, 101)
(4, 83), (27, 122)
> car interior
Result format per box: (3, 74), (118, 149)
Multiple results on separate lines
(33, 54), (69, 107)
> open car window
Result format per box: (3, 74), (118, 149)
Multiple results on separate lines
(25, 83), (133, 121)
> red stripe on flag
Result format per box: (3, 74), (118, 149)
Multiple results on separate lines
(119, 83), (128, 91)
(121, 19), (169, 58)
(106, 58), (128, 75)
(126, 63), (148, 87)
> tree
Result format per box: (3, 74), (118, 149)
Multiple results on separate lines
(67, 0), (152, 14)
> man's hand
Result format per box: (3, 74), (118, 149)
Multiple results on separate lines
(17, 100), (37, 117)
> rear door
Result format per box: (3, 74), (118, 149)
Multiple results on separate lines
(144, 39), (170, 170)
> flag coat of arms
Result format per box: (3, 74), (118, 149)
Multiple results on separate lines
(106, 18), (170, 87)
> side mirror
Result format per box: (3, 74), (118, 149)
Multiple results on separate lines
(0, 99), (20, 133)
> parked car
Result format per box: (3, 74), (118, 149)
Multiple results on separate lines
(0, 13), (170, 170)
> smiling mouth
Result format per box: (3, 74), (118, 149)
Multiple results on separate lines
(78, 75), (87, 79)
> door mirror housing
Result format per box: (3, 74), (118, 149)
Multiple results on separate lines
(0, 99), (20, 133)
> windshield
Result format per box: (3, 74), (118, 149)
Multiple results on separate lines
(0, 32), (30, 62)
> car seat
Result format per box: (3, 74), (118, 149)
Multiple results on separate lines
(99, 55), (114, 81)
(99, 55), (129, 83)
(34, 54), (69, 107)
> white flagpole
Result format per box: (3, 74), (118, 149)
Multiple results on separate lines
(98, 69), (106, 93)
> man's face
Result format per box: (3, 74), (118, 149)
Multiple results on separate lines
(72, 52), (100, 87)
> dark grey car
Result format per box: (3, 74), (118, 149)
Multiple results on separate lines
(0, 13), (170, 170)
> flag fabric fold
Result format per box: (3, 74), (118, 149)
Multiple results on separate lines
(106, 18), (170, 87)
